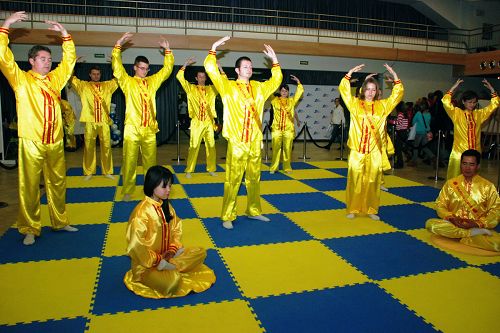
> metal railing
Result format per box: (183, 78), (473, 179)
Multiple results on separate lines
(1, 0), (498, 53)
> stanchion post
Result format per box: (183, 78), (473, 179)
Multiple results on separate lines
(171, 120), (185, 164)
(300, 122), (310, 160)
(336, 121), (345, 161)
(391, 124), (396, 174)
(264, 121), (269, 162)
(428, 130), (444, 182)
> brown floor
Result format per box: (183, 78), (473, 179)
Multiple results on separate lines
(1, 138), (498, 237)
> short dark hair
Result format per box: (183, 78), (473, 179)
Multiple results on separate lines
(28, 45), (51, 60)
(359, 78), (380, 101)
(235, 56), (251, 69)
(89, 66), (101, 74)
(134, 56), (149, 66)
(279, 84), (289, 92)
(144, 165), (174, 222)
(461, 90), (478, 103)
(461, 149), (481, 164)
(195, 70), (207, 77)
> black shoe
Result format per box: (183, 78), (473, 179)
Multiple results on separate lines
(324, 145), (331, 150)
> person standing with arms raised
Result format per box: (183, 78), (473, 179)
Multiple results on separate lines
(70, 66), (118, 180)
(204, 36), (283, 229)
(0, 11), (78, 245)
(176, 57), (219, 178)
(269, 75), (303, 174)
(442, 78), (498, 180)
(339, 64), (404, 221)
(112, 32), (174, 201)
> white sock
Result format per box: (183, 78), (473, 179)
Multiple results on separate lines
(209, 172), (217, 176)
(222, 221), (234, 229)
(62, 225), (79, 232)
(269, 170), (275, 174)
(470, 228), (492, 237)
(23, 233), (35, 246)
(380, 185), (389, 192)
(248, 215), (270, 222)
(185, 173), (192, 178)
(346, 213), (355, 219)
(368, 214), (380, 221)
(123, 194), (131, 201)
(83, 175), (92, 181)
(104, 174), (115, 180)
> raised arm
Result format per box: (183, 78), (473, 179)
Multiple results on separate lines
(45, 20), (76, 90)
(148, 36), (174, 91)
(176, 56), (195, 93)
(0, 12), (28, 87)
(260, 44), (283, 97)
(339, 64), (365, 110)
(204, 36), (231, 93)
(477, 78), (499, 119)
(381, 63), (403, 114)
(111, 32), (133, 83)
(442, 79), (463, 118)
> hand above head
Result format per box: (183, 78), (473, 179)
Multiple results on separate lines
(290, 75), (300, 84)
(347, 64), (365, 77)
(158, 36), (169, 51)
(482, 79), (495, 93)
(76, 55), (85, 63)
(383, 63), (399, 81)
(3, 11), (27, 28)
(45, 20), (68, 37)
(450, 78), (464, 92)
(263, 44), (278, 64)
(365, 73), (378, 81)
(116, 32), (133, 47)
(183, 56), (196, 67)
(211, 36), (230, 51)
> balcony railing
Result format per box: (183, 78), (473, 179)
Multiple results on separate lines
(1, 0), (498, 53)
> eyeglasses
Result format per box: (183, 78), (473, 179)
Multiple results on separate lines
(137, 66), (150, 72)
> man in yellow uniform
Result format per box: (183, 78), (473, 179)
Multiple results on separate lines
(269, 75), (303, 174)
(61, 99), (77, 151)
(204, 36), (283, 229)
(339, 64), (403, 220)
(176, 57), (218, 178)
(442, 78), (498, 180)
(112, 32), (174, 200)
(70, 66), (118, 180)
(0, 11), (78, 245)
(426, 149), (500, 252)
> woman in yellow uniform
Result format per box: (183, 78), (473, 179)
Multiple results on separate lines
(269, 75), (303, 174)
(125, 165), (216, 298)
(442, 78), (498, 180)
(339, 64), (404, 220)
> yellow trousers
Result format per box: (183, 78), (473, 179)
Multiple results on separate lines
(221, 139), (263, 222)
(185, 121), (216, 173)
(121, 124), (157, 195)
(17, 138), (69, 236)
(446, 149), (462, 180)
(83, 122), (113, 176)
(270, 129), (294, 172)
(426, 218), (500, 252)
(64, 123), (76, 149)
(346, 150), (382, 215)
(124, 247), (215, 299)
